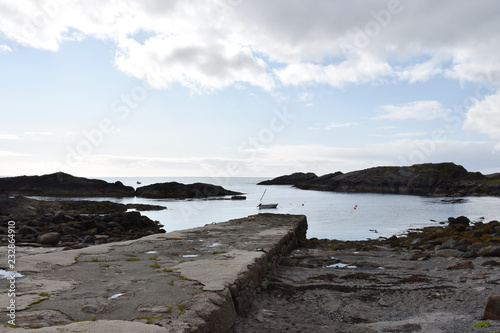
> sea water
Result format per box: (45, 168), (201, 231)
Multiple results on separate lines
(82, 176), (500, 241)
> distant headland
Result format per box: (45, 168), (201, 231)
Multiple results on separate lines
(259, 162), (500, 197)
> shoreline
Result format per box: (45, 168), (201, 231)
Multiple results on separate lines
(233, 239), (500, 332)
(0, 213), (498, 332)
(233, 217), (500, 332)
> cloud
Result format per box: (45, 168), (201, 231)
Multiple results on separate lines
(0, 1), (500, 91)
(0, 133), (19, 140)
(396, 56), (445, 83)
(375, 101), (451, 120)
(0, 44), (12, 53)
(114, 33), (275, 91)
(275, 55), (392, 87)
(463, 91), (500, 139)
(0, 150), (31, 157)
(308, 122), (359, 131)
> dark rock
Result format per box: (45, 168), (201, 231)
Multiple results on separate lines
(446, 260), (474, 270)
(38, 232), (62, 245)
(477, 245), (500, 257)
(18, 225), (38, 235)
(62, 226), (81, 235)
(0, 172), (135, 197)
(448, 216), (470, 226)
(436, 249), (463, 257)
(125, 203), (167, 211)
(136, 182), (241, 199)
(82, 235), (96, 244)
(482, 293), (500, 320)
(407, 251), (430, 261)
(107, 222), (123, 229)
(0, 196), (165, 248)
(482, 260), (500, 267)
(440, 239), (457, 249)
(258, 172), (318, 185)
(286, 163), (499, 197)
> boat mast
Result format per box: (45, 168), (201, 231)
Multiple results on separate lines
(260, 189), (267, 202)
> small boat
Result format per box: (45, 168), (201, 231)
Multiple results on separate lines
(258, 203), (278, 209)
(257, 189), (278, 209)
(137, 181), (142, 184)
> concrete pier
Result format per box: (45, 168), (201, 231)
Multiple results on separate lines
(0, 213), (307, 332)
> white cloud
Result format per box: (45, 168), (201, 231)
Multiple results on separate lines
(0, 150), (30, 157)
(308, 122), (359, 131)
(275, 55), (392, 87)
(115, 34), (275, 92)
(326, 122), (358, 129)
(0, 133), (19, 140)
(463, 91), (500, 139)
(0, 44), (12, 53)
(375, 101), (451, 120)
(0, 1), (500, 90)
(396, 56), (445, 83)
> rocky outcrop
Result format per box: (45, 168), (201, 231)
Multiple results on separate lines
(382, 216), (500, 258)
(0, 196), (166, 219)
(258, 172), (318, 185)
(262, 163), (499, 197)
(136, 182), (241, 199)
(0, 196), (165, 248)
(0, 172), (135, 197)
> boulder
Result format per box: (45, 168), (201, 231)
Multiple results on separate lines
(38, 232), (62, 245)
(407, 251), (430, 261)
(482, 293), (500, 320)
(448, 216), (470, 226)
(436, 249), (463, 257)
(477, 245), (500, 257)
(440, 238), (457, 249)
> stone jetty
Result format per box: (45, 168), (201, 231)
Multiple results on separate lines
(0, 214), (307, 332)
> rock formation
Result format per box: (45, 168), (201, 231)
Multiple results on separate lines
(261, 163), (500, 197)
(136, 182), (241, 199)
(0, 172), (135, 197)
(257, 172), (318, 185)
(0, 196), (165, 248)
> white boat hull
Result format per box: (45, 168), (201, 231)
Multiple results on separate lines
(258, 203), (278, 209)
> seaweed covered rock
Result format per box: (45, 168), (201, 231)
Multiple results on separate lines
(0, 196), (165, 248)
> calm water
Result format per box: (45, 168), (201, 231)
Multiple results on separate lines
(74, 176), (500, 241)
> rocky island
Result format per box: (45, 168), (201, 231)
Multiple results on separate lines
(259, 163), (500, 197)
(135, 182), (241, 199)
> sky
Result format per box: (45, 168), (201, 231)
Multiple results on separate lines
(0, 0), (499, 178)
